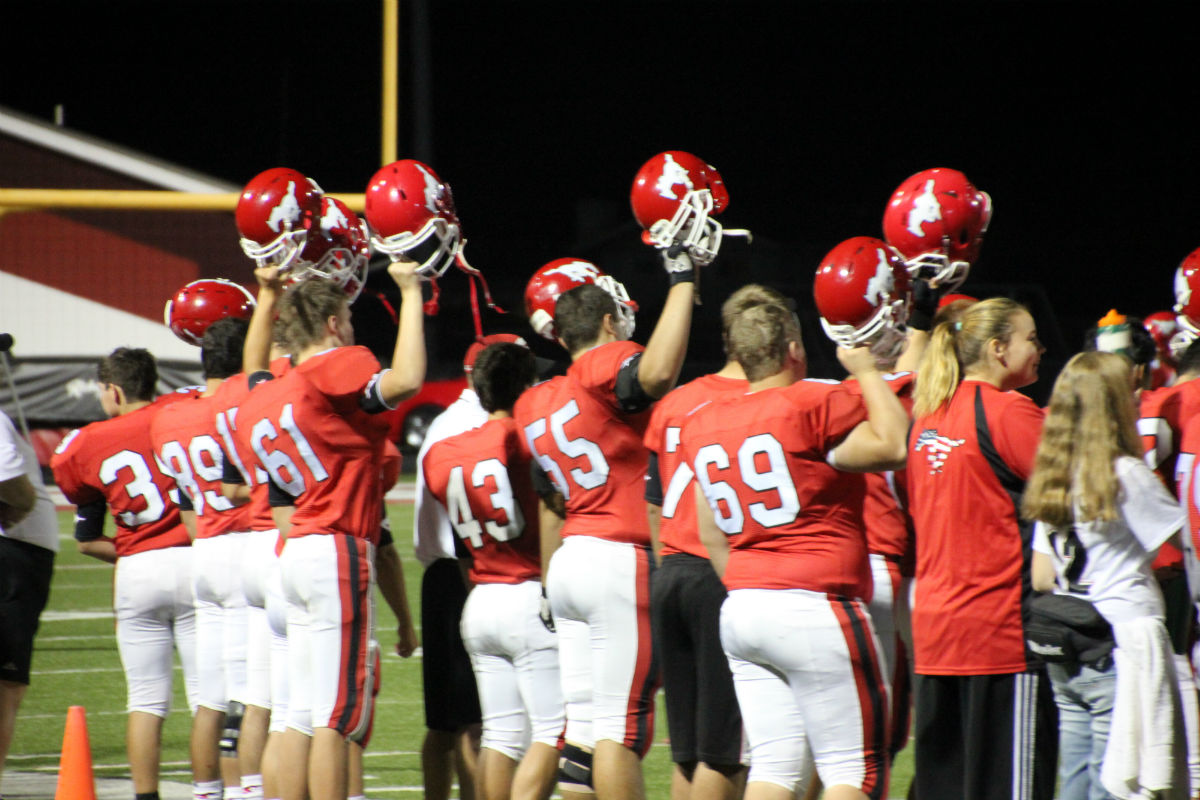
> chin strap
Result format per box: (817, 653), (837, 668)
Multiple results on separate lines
(455, 241), (506, 339)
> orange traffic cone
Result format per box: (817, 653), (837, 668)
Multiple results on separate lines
(54, 705), (96, 800)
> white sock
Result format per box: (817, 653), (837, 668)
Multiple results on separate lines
(241, 774), (264, 800)
(223, 786), (244, 800)
(193, 780), (223, 800)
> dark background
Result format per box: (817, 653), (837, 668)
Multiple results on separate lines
(4, 1), (1196, 401)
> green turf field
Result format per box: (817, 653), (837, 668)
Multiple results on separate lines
(12, 500), (914, 797)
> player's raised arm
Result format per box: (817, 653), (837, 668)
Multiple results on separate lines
(374, 258), (426, 405)
(830, 345), (909, 472)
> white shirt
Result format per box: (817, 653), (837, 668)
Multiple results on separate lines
(413, 388), (487, 566)
(0, 411), (58, 552)
(1033, 455), (1184, 624)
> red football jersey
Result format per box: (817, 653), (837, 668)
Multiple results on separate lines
(678, 380), (869, 596)
(845, 372), (917, 565)
(1137, 379), (1200, 570)
(514, 340), (653, 545)
(151, 390), (251, 539)
(906, 380), (1044, 675)
(214, 357), (293, 532)
(1177, 415), (1200, 567)
(422, 417), (541, 585)
(234, 346), (390, 543)
(643, 373), (748, 558)
(51, 401), (190, 557)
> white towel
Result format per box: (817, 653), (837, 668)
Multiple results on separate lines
(1101, 618), (1189, 799)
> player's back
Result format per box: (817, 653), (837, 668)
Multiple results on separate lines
(152, 393), (250, 538)
(52, 402), (189, 556)
(236, 346), (389, 542)
(680, 379), (869, 597)
(423, 417), (540, 585)
(515, 340), (651, 545)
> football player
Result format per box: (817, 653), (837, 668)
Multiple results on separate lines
(643, 285), (790, 800)
(681, 302), (907, 800)
(813, 237), (918, 764)
(51, 348), (198, 800)
(513, 243), (699, 800)
(150, 319), (254, 800)
(423, 341), (562, 800)
(233, 257), (424, 800)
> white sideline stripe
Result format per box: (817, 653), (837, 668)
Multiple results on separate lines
(21, 709), (125, 720)
(37, 633), (115, 642)
(34, 666), (130, 675)
(39, 609), (114, 621)
(53, 563), (111, 571)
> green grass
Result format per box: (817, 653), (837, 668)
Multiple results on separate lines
(14, 498), (914, 797)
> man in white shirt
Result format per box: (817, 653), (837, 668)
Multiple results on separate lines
(0, 409), (58, 786)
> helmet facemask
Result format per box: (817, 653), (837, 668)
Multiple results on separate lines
(240, 227), (308, 271)
(371, 217), (461, 278)
(594, 274), (638, 340)
(820, 297), (909, 370)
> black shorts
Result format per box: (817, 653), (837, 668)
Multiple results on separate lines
(650, 553), (742, 767)
(0, 536), (55, 685)
(420, 558), (481, 732)
(914, 671), (1058, 800)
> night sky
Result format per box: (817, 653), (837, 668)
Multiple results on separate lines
(4, 2), (1197, 397)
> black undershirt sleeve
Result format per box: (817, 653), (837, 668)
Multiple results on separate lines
(644, 451), (664, 506)
(222, 456), (244, 484)
(73, 498), (107, 542)
(614, 353), (655, 413)
(247, 370), (274, 389)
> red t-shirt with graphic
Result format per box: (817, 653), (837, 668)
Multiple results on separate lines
(907, 380), (1044, 675)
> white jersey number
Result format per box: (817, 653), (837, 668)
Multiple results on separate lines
(523, 399), (609, 500)
(249, 403), (330, 498)
(693, 434), (800, 535)
(99, 450), (166, 526)
(445, 458), (525, 549)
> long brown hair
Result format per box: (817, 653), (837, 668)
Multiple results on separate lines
(912, 297), (1025, 418)
(1021, 351), (1142, 527)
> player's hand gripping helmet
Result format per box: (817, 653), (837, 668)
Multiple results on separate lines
(236, 168), (324, 270)
(525, 258), (638, 342)
(630, 151), (750, 266)
(289, 197), (370, 302)
(882, 168), (992, 292)
(813, 237), (912, 364)
(365, 159), (461, 278)
(1172, 247), (1200, 359)
(164, 278), (257, 346)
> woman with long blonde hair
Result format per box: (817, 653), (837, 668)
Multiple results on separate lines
(905, 297), (1057, 800)
(1025, 351), (1186, 800)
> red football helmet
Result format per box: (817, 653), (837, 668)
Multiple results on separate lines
(164, 278), (256, 346)
(1144, 310), (1180, 368)
(630, 151), (748, 264)
(524, 258), (637, 341)
(365, 159), (461, 278)
(813, 237), (912, 363)
(1172, 247), (1200, 358)
(288, 197), (370, 302)
(882, 168), (991, 291)
(236, 168), (324, 269)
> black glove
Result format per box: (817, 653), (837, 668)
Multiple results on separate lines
(908, 277), (940, 332)
(539, 585), (556, 633)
